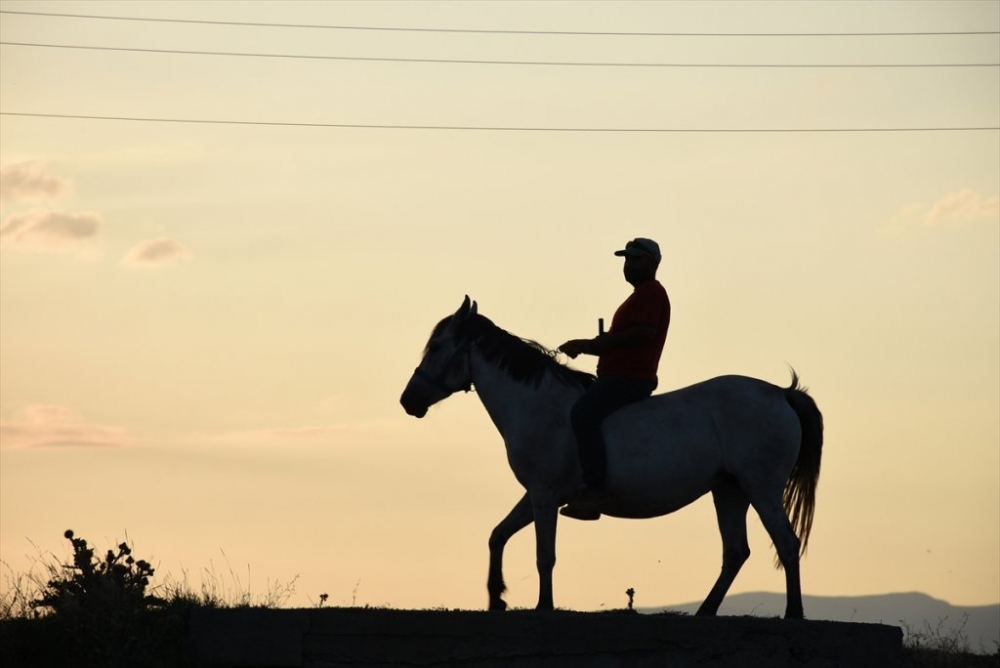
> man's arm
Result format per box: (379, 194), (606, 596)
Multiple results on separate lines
(559, 324), (656, 359)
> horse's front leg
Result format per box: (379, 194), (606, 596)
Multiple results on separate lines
(531, 494), (560, 611)
(487, 493), (534, 611)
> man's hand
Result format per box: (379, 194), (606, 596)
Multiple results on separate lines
(559, 339), (591, 359)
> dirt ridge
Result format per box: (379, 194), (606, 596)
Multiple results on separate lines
(187, 607), (904, 667)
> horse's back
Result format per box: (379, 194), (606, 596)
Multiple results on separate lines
(610, 374), (787, 433)
(601, 375), (799, 517)
(657, 374), (785, 401)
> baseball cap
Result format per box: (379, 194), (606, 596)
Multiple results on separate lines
(614, 238), (661, 261)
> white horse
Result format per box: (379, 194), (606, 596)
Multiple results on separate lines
(400, 297), (824, 619)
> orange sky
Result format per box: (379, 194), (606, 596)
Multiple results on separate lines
(1, 1), (998, 611)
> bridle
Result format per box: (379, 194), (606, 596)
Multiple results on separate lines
(413, 340), (473, 395)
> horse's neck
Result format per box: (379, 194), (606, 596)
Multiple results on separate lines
(470, 352), (575, 441)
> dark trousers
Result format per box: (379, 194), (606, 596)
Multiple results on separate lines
(570, 375), (657, 489)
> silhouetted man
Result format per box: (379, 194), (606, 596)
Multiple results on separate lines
(558, 238), (671, 520)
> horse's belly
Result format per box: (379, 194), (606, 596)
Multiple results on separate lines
(602, 420), (724, 519)
(602, 472), (721, 519)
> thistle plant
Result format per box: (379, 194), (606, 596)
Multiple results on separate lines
(19, 530), (175, 668)
(34, 530), (162, 616)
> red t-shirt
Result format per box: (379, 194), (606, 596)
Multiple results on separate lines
(597, 280), (670, 381)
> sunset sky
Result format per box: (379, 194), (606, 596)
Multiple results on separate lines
(1, 0), (998, 613)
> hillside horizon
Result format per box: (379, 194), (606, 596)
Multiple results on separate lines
(652, 591), (999, 653)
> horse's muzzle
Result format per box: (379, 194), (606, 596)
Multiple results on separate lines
(405, 404), (427, 419)
(400, 393), (428, 419)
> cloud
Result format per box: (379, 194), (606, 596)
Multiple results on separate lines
(888, 189), (1000, 232)
(0, 209), (101, 250)
(0, 405), (129, 449)
(926, 189), (1000, 225)
(0, 162), (70, 203)
(122, 237), (193, 267)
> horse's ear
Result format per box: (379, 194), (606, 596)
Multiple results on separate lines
(456, 295), (472, 320)
(470, 300), (478, 317)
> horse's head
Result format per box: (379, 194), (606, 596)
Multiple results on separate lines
(400, 296), (477, 418)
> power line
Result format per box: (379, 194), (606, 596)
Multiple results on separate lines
(3, 41), (998, 69)
(3, 112), (997, 133)
(1, 9), (997, 37)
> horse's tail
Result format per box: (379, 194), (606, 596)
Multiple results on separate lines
(783, 370), (824, 558)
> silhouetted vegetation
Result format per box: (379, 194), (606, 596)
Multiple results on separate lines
(1, 530), (995, 667)
(902, 615), (1000, 667)
(35, 530), (162, 614)
(0, 530), (191, 667)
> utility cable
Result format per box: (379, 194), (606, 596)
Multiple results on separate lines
(1, 10), (997, 37)
(3, 112), (998, 133)
(2, 41), (997, 68)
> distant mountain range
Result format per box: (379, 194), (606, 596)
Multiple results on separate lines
(649, 592), (999, 653)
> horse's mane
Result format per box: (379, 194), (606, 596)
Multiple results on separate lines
(431, 313), (595, 390)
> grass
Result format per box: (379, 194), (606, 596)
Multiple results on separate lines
(0, 530), (299, 668)
(2, 530), (997, 667)
(902, 615), (1000, 668)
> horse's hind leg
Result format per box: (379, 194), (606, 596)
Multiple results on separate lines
(487, 493), (534, 611)
(697, 477), (751, 616)
(745, 486), (804, 619)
